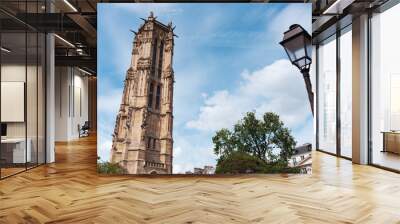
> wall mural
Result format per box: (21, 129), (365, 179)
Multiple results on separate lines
(97, 3), (313, 175)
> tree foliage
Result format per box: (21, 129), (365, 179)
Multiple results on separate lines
(215, 151), (268, 174)
(212, 112), (298, 173)
(97, 157), (126, 174)
(215, 150), (301, 174)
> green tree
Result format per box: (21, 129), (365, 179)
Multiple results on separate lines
(212, 112), (297, 173)
(97, 156), (127, 174)
(215, 151), (267, 174)
(215, 151), (301, 174)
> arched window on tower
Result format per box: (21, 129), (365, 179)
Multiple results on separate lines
(148, 83), (154, 108)
(153, 138), (157, 150)
(158, 41), (164, 78)
(147, 137), (152, 150)
(152, 39), (158, 76)
(170, 117), (173, 133)
(155, 85), (161, 110)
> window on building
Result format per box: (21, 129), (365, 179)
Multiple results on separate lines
(158, 41), (164, 78)
(155, 85), (161, 109)
(153, 138), (157, 149)
(152, 39), (158, 76)
(170, 117), (173, 133)
(147, 137), (152, 150)
(148, 83), (154, 108)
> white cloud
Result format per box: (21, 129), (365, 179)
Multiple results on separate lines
(186, 59), (313, 145)
(186, 90), (248, 131)
(98, 139), (112, 162)
(97, 88), (123, 161)
(292, 117), (314, 147)
(98, 88), (123, 115)
(174, 146), (182, 157)
(173, 66), (208, 126)
(173, 163), (194, 174)
(172, 132), (217, 174)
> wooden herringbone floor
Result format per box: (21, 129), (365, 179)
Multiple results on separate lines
(1, 135), (400, 224)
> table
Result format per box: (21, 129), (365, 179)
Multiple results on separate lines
(382, 131), (400, 154)
(1, 138), (31, 164)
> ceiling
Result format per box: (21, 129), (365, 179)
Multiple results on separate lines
(1, 0), (394, 74)
(311, 0), (390, 42)
(0, 0), (98, 74)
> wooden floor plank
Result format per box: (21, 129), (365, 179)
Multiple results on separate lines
(0, 135), (399, 223)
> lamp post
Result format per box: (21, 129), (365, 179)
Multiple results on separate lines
(280, 24), (314, 116)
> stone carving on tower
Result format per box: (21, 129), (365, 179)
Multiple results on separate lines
(110, 12), (175, 174)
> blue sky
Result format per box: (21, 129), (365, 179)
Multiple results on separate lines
(97, 3), (312, 173)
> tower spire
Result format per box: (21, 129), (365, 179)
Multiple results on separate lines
(148, 11), (156, 21)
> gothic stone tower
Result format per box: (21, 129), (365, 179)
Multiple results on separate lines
(110, 12), (174, 174)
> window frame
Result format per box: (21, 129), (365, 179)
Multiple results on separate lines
(315, 23), (353, 161)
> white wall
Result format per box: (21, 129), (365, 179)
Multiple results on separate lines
(72, 72), (89, 138)
(46, 4), (56, 164)
(1, 65), (26, 138)
(55, 67), (89, 141)
(1, 63), (47, 164)
(1, 65), (41, 138)
(352, 14), (369, 164)
(55, 66), (69, 141)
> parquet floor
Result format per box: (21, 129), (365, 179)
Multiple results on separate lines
(1, 135), (400, 223)
(0, 167), (26, 177)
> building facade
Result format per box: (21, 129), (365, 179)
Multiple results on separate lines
(289, 144), (312, 174)
(110, 13), (175, 174)
(186, 166), (215, 175)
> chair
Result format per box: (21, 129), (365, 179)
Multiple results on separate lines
(79, 121), (90, 138)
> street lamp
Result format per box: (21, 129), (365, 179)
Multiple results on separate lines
(280, 24), (314, 116)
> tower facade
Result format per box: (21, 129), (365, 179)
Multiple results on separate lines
(110, 13), (174, 174)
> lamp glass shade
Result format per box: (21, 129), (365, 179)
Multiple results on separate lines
(283, 35), (305, 62)
(280, 24), (312, 71)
